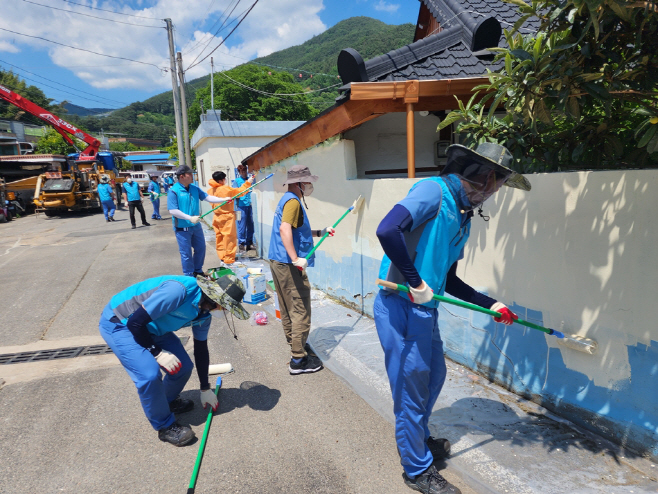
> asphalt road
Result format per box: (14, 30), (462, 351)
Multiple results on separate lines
(0, 203), (475, 494)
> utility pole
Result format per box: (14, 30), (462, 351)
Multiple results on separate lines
(164, 18), (185, 167)
(210, 57), (214, 110)
(176, 51), (193, 171)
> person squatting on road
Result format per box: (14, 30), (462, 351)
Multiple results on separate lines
(267, 165), (335, 375)
(167, 165), (232, 277)
(207, 171), (253, 264)
(97, 174), (116, 222)
(98, 274), (249, 446)
(233, 164), (255, 252)
(148, 175), (163, 220)
(122, 176), (150, 229)
(374, 143), (532, 494)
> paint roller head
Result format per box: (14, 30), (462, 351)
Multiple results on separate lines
(208, 363), (234, 375)
(558, 334), (598, 355)
(350, 195), (365, 214)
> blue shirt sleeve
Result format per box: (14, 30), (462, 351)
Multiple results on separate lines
(397, 180), (443, 231)
(193, 184), (208, 201)
(167, 188), (179, 210)
(141, 281), (187, 320)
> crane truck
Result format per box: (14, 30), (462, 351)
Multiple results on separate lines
(0, 84), (124, 216)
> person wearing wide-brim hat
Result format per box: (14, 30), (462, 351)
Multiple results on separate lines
(374, 143), (531, 494)
(98, 273), (248, 447)
(268, 165), (335, 375)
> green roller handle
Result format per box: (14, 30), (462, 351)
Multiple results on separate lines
(187, 375), (222, 494)
(376, 279), (564, 338)
(305, 205), (354, 260)
(200, 173), (274, 219)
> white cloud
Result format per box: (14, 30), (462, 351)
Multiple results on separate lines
(0, 0), (326, 93)
(374, 0), (400, 13)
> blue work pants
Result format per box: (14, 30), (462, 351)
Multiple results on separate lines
(175, 224), (206, 276)
(101, 199), (116, 220)
(236, 204), (254, 246)
(151, 199), (161, 219)
(98, 307), (193, 431)
(373, 290), (447, 478)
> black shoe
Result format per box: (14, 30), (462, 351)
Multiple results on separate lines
(131, 224), (136, 229)
(143, 222), (151, 226)
(106, 219), (110, 222)
(403, 465), (461, 494)
(289, 355), (323, 375)
(238, 244), (246, 252)
(427, 437), (451, 460)
(169, 397), (194, 414)
(109, 217), (116, 222)
(192, 271), (209, 279)
(158, 421), (195, 447)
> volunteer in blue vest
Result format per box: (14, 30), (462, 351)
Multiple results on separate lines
(374, 143), (531, 494)
(122, 176), (150, 229)
(268, 165), (335, 375)
(233, 164), (255, 252)
(97, 174), (116, 222)
(167, 165), (232, 277)
(147, 175), (163, 220)
(98, 273), (249, 446)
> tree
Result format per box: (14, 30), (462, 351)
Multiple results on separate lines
(109, 141), (147, 152)
(439, 0), (658, 172)
(0, 70), (66, 126)
(34, 128), (78, 155)
(164, 138), (193, 167)
(187, 65), (319, 133)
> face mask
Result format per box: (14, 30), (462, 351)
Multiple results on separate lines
(126, 177), (132, 183)
(301, 183), (314, 196)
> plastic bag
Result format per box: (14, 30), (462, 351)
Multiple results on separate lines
(250, 311), (268, 326)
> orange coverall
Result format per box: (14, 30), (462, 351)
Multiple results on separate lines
(207, 179), (252, 264)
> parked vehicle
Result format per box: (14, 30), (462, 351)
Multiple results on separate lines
(160, 171), (176, 187)
(118, 171), (150, 191)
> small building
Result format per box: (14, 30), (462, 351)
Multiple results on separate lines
(121, 151), (176, 172)
(191, 114), (305, 216)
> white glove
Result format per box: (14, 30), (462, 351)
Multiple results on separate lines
(189, 215), (201, 224)
(408, 281), (434, 305)
(154, 350), (182, 375)
(200, 389), (218, 411)
(320, 226), (335, 237)
(292, 257), (308, 273)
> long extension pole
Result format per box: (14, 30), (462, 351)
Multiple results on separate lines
(187, 375), (222, 493)
(199, 173), (273, 219)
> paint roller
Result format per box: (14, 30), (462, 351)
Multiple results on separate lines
(200, 173), (274, 219)
(376, 279), (598, 355)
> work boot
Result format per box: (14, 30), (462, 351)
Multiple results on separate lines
(403, 465), (461, 494)
(427, 437), (451, 460)
(169, 396), (194, 414)
(289, 355), (323, 375)
(158, 421), (195, 447)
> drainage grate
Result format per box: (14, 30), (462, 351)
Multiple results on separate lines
(0, 336), (189, 365)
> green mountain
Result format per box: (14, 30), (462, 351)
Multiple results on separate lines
(67, 17), (415, 144)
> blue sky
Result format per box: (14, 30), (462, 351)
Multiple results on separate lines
(0, 0), (419, 111)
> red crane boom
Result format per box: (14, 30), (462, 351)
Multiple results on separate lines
(0, 83), (100, 158)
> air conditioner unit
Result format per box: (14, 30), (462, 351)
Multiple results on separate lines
(434, 140), (450, 166)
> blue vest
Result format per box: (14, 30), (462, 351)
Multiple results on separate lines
(109, 276), (204, 336)
(268, 192), (315, 267)
(233, 176), (252, 207)
(97, 183), (113, 202)
(123, 181), (141, 201)
(148, 181), (161, 195)
(378, 177), (471, 308)
(170, 182), (200, 229)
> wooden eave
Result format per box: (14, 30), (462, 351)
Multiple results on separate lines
(243, 77), (488, 173)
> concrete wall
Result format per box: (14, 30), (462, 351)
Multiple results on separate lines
(252, 136), (658, 459)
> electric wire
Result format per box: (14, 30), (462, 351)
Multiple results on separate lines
(22, 0), (164, 28)
(59, 0), (162, 20)
(182, 0), (241, 56)
(215, 71), (329, 105)
(0, 27), (168, 71)
(186, 0), (258, 71)
(216, 70), (340, 96)
(186, 0), (245, 69)
(0, 58), (132, 106)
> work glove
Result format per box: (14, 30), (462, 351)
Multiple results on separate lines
(490, 302), (518, 325)
(292, 257), (308, 274)
(154, 350), (182, 375)
(189, 215), (201, 224)
(320, 226), (335, 237)
(200, 389), (218, 412)
(408, 281), (434, 305)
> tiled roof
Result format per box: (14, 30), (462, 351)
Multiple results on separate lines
(338, 0), (538, 85)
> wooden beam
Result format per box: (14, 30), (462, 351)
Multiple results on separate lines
(350, 78), (488, 101)
(407, 103), (415, 178)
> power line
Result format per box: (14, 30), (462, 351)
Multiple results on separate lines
(217, 70), (341, 95)
(215, 71), (329, 105)
(0, 27), (168, 71)
(59, 0), (162, 20)
(23, 0), (164, 28)
(187, 0), (259, 71)
(0, 58), (132, 106)
(186, 0), (244, 68)
(182, 0), (241, 56)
